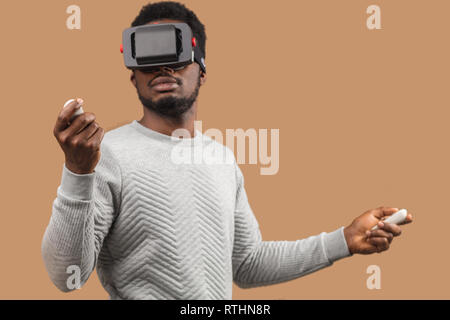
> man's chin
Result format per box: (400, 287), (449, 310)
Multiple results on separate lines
(139, 95), (193, 119)
(137, 78), (200, 119)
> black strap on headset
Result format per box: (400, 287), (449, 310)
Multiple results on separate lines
(193, 45), (206, 74)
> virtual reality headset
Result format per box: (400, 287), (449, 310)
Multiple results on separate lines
(121, 22), (206, 74)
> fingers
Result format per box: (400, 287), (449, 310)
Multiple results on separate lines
(54, 98), (83, 134)
(366, 229), (394, 243)
(372, 206), (399, 219)
(367, 237), (390, 253)
(60, 112), (96, 141)
(78, 121), (99, 141)
(377, 221), (402, 236)
(87, 126), (105, 150)
(64, 120), (103, 150)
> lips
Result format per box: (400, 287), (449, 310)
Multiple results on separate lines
(151, 76), (179, 92)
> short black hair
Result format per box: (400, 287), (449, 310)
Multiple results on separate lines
(131, 1), (207, 60)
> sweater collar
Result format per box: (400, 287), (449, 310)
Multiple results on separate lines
(130, 120), (204, 145)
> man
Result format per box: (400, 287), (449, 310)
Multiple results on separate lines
(42, 1), (413, 300)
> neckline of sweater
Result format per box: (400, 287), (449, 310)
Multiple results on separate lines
(130, 120), (205, 145)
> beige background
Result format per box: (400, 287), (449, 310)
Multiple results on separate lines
(0, 0), (446, 299)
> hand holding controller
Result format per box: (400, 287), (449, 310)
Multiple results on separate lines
(54, 98), (104, 174)
(371, 209), (408, 230)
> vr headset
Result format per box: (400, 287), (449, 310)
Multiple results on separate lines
(121, 22), (206, 74)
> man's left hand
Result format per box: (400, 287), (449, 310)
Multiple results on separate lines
(343, 206), (413, 255)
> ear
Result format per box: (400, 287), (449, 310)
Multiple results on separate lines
(199, 70), (207, 86)
(130, 71), (137, 88)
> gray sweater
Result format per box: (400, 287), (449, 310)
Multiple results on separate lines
(42, 120), (351, 299)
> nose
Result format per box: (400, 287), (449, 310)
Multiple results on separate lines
(155, 66), (175, 73)
(158, 66), (176, 73)
(141, 65), (176, 74)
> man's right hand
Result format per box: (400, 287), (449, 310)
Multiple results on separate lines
(53, 98), (105, 174)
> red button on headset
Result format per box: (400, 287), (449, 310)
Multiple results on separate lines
(192, 37), (197, 47)
(120, 44), (123, 53)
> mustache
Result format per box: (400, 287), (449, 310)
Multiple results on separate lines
(147, 73), (182, 88)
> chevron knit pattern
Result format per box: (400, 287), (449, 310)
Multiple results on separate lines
(41, 120), (351, 300)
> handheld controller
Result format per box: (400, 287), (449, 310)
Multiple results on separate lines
(371, 209), (408, 230)
(63, 99), (84, 121)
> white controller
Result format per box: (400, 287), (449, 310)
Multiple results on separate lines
(372, 209), (408, 230)
(64, 99), (84, 121)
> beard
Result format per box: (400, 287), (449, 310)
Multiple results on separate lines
(137, 73), (201, 120)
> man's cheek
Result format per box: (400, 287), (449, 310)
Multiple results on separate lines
(143, 84), (153, 94)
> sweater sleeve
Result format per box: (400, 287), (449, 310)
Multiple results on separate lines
(231, 162), (352, 289)
(41, 143), (122, 292)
